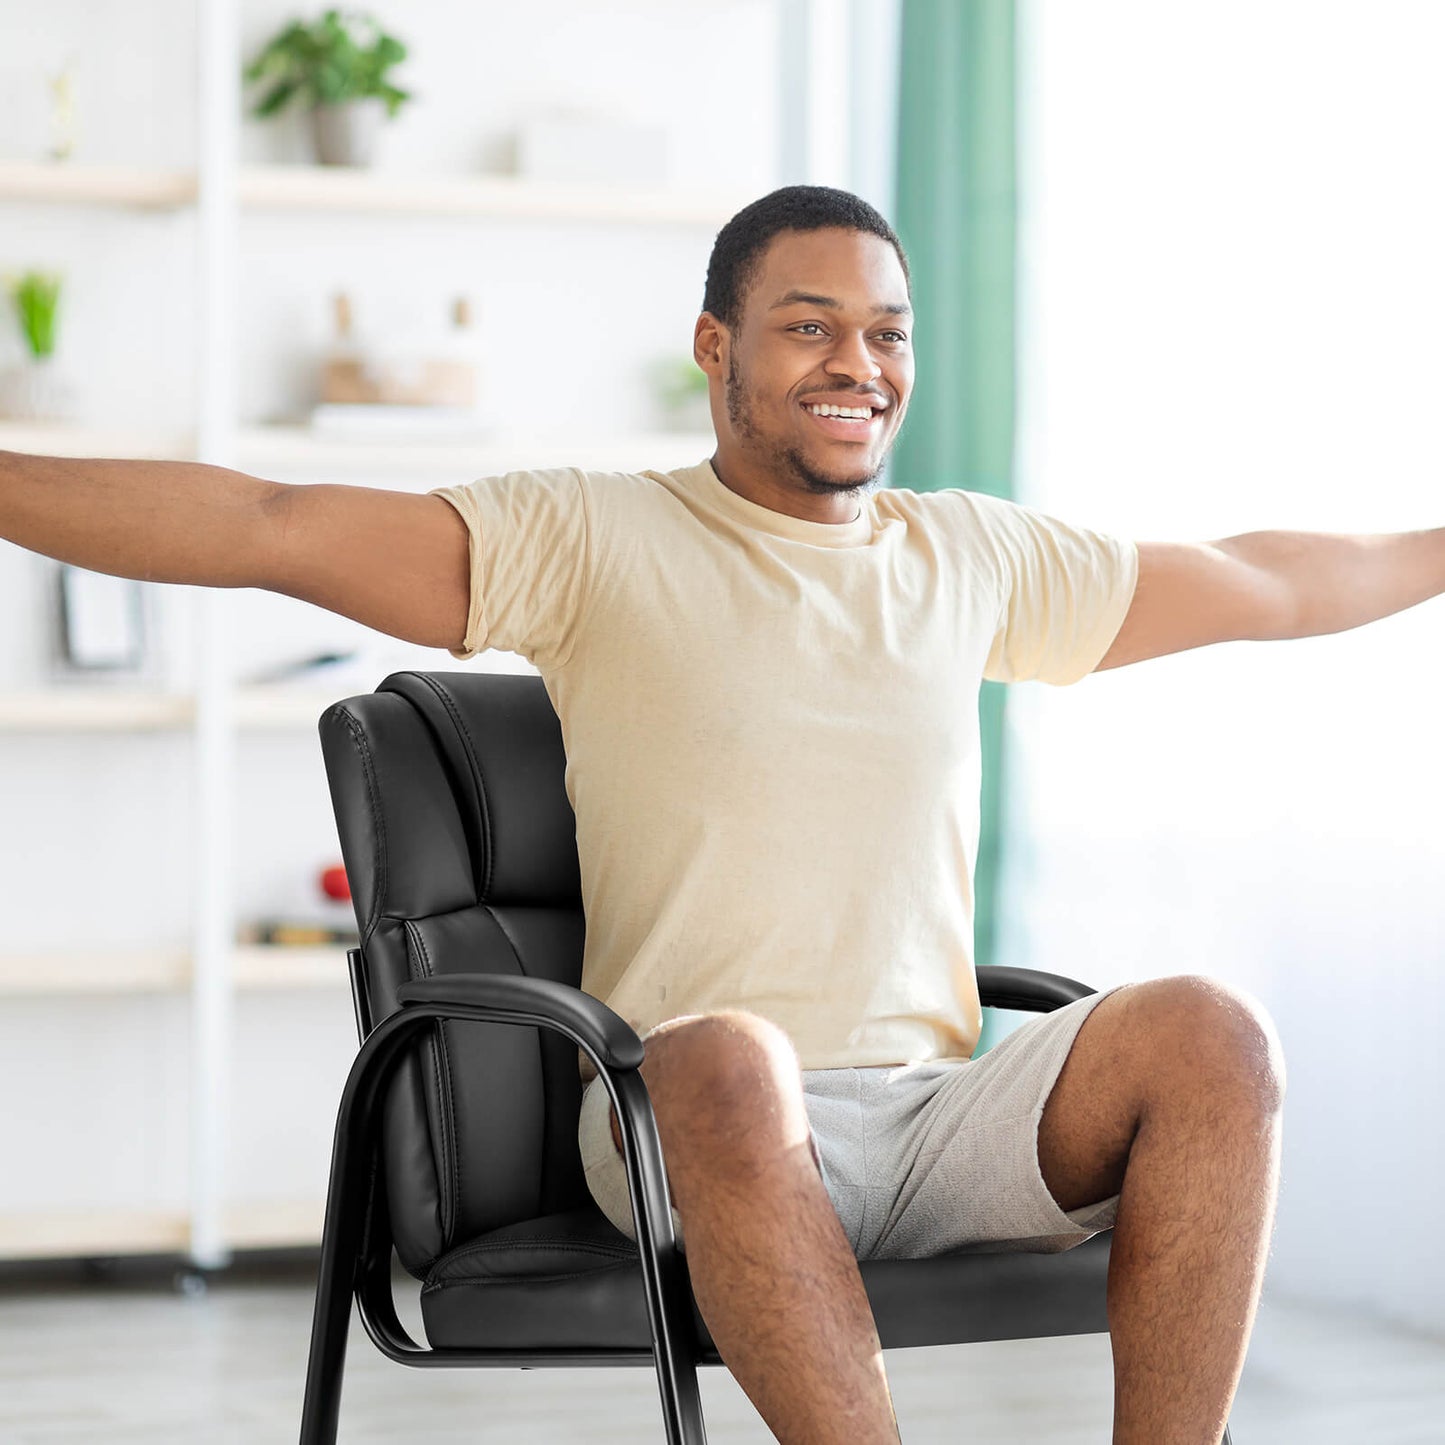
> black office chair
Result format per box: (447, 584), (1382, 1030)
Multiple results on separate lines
(301, 669), (1235, 1444)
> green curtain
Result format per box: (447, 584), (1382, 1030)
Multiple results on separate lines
(890, 0), (1017, 1048)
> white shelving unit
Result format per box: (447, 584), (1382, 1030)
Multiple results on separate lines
(0, 7), (735, 1266)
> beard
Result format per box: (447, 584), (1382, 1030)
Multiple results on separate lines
(725, 353), (888, 499)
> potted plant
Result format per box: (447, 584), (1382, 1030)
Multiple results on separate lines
(0, 270), (74, 422)
(243, 8), (413, 167)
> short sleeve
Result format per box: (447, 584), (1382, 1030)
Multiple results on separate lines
(974, 494), (1139, 685)
(427, 467), (593, 669)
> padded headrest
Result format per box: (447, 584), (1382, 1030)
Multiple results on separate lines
(377, 671), (582, 907)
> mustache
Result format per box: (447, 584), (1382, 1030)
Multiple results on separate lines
(800, 387), (891, 408)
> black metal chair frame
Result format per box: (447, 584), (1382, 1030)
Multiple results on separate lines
(298, 671), (1236, 1444)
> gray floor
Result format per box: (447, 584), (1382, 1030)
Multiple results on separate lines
(0, 1254), (1441, 1443)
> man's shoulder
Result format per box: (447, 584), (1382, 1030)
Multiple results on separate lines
(875, 483), (1022, 532)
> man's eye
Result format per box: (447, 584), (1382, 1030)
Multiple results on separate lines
(793, 322), (825, 335)
(879, 331), (907, 344)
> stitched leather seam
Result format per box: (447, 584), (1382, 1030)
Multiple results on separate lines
(411, 673), (494, 900)
(329, 706), (386, 939)
(436, 1238), (636, 1263)
(421, 1258), (637, 1293)
(406, 922), (459, 1244)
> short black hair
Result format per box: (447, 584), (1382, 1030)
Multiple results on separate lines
(702, 185), (911, 334)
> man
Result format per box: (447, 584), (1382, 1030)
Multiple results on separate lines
(2, 185), (1440, 1444)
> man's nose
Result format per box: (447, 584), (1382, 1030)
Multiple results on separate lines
(823, 331), (882, 384)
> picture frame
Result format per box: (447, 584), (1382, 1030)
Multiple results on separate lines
(54, 563), (148, 674)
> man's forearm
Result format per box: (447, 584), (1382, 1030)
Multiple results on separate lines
(1215, 526), (1445, 639)
(0, 449), (282, 588)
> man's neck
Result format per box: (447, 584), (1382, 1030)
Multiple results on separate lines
(709, 451), (863, 526)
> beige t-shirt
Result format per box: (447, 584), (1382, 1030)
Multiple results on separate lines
(430, 460), (1137, 1072)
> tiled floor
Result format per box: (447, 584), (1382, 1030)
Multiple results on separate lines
(0, 1254), (1441, 1442)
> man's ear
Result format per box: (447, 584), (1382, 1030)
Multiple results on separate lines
(693, 312), (728, 378)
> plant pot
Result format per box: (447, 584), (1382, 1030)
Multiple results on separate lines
(0, 355), (76, 423)
(309, 99), (386, 167)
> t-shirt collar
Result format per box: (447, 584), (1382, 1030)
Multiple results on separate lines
(686, 459), (875, 548)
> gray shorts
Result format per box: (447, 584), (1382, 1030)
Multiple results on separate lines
(578, 985), (1124, 1261)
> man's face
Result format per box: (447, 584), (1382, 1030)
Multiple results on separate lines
(703, 227), (914, 499)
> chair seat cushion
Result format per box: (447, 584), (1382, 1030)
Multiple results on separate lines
(420, 1205), (1112, 1357)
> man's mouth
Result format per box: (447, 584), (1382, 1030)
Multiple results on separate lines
(799, 397), (888, 441)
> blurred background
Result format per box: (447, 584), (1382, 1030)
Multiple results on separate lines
(0, 1), (1441, 1440)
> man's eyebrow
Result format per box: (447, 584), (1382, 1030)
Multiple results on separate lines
(767, 288), (913, 318)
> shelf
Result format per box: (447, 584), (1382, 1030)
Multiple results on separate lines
(235, 423), (714, 477)
(0, 420), (714, 478)
(0, 664), (541, 733)
(0, 945), (352, 996)
(0, 690), (194, 732)
(0, 1207), (191, 1260)
(0, 1200), (327, 1258)
(0, 949), (191, 995)
(0, 160), (196, 211)
(0, 421), (195, 460)
(238, 164), (745, 225)
(231, 943), (351, 989)
(222, 1198), (327, 1250)
(0, 159), (745, 226)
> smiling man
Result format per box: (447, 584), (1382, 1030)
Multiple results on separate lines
(4, 184), (1444, 1445)
(704, 221), (914, 516)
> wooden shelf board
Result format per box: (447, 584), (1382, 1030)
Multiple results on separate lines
(0, 1201), (329, 1258)
(222, 1198), (326, 1250)
(0, 949), (191, 996)
(238, 164), (744, 225)
(0, 1207), (190, 1259)
(0, 420), (713, 479)
(0, 946), (352, 996)
(231, 943), (351, 989)
(0, 160), (745, 226)
(235, 423), (715, 476)
(0, 690), (194, 732)
(0, 420), (195, 460)
(0, 160), (196, 210)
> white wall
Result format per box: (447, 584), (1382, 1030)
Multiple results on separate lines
(1013, 0), (1445, 1332)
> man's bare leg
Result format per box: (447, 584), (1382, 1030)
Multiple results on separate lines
(606, 1011), (900, 1445)
(1037, 976), (1287, 1445)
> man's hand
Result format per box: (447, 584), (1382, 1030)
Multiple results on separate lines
(1096, 527), (1445, 671)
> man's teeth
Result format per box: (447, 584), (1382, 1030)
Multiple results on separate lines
(808, 403), (874, 419)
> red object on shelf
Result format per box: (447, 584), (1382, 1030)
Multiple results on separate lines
(319, 864), (352, 902)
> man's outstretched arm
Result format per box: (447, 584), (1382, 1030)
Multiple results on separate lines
(1095, 526), (1445, 671)
(0, 448), (471, 651)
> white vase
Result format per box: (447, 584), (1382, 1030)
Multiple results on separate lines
(0, 355), (76, 423)
(310, 99), (386, 167)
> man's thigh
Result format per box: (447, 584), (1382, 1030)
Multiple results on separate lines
(827, 985), (1129, 1260)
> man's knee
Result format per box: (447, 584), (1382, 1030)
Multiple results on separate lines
(1130, 974), (1287, 1112)
(609, 1009), (804, 1155)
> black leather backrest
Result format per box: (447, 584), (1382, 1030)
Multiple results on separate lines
(318, 672), (589, 1276)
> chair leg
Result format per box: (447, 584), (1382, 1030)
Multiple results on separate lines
(607, 1069), (708, 1444)
(298, 1173), (364, 1445)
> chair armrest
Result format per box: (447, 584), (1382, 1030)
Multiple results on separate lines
(387, 971), (693, 1359)
(394, 973), (645, 1071)
(976, 964), (1097, 1012)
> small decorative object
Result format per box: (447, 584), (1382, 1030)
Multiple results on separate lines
(242, 8), (413, 167)
(309, 289), (484, 436)
(47, 55), (79, 161)
(649, 355), (712, 433)
(234, 860), (358, 949)
(319, 863), (352, 902)
(0, 269), (77, 422)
